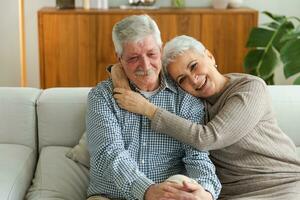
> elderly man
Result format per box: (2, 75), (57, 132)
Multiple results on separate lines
(86, 15), (221, 200)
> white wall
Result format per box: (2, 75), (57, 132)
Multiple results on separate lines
(1, 0), (300, 87)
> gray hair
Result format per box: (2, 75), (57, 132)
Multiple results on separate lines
(112, 15), (162, 56)
(162, 35), (206, 72)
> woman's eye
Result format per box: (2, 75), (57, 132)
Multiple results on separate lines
(190, 63), (197, 71)
(178, 77), (185, 85)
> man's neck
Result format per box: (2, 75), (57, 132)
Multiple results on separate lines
(134, 78), (161, 92)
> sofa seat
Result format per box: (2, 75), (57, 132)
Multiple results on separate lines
(26, 146), (89, 200)
(0, 144), (35, 200)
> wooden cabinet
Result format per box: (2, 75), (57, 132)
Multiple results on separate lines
(38, 8), (257, 88)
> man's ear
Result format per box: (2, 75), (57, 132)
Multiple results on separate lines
(115, 52), (120, 61)
(205, 49), (216, 64)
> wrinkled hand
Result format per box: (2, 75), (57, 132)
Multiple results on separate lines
(110, 63), (131, 90)
(161, 181), (213, 200)
(145, 182), (183, 200)
(113, 88), (157, 119)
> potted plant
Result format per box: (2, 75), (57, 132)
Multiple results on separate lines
(244, 11), (300, 84)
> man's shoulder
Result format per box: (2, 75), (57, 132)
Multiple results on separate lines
(177, 88), (204, 106)
(89, 79), (113, 97)
(88, 79), (115, 105)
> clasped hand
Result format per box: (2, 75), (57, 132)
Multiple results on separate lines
(145, 181), (213, 200)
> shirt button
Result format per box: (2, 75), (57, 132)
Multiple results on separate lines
(141, 159), (145, 164)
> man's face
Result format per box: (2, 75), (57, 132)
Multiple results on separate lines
(119, 35), (162, 91)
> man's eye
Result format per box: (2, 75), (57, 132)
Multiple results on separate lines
(148, 53), (157, 57)
(127, 57), (138, 63)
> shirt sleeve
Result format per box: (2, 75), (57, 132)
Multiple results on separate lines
(87, 87), (154, 200)
(182, 146), (221, 200)
(151, 79), (267, 150)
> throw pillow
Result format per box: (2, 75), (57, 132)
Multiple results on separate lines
(66, 132), (90, 168)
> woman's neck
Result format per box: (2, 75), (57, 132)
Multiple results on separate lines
(216, 75), (230, 94)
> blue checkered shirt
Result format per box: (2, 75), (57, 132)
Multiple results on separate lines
(87, 75), (221, 200)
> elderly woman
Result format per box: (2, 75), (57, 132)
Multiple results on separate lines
(111, 35), (300, 199)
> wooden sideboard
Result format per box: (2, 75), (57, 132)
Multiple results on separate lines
(38, 7), (258, 88)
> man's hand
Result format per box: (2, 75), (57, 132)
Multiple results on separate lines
(144, 182), (182, 200)
(110, 63), (131, 90)
(161, 181), (213, 200)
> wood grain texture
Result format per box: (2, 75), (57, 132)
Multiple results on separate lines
(38, 8), (257, 88)
(201, 13), (257, 73)
(39, 13), (97, 88)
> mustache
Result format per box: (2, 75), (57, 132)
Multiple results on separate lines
(134, 69), (155, 76)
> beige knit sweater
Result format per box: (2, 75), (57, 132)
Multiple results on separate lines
(151, 73), (300, 199)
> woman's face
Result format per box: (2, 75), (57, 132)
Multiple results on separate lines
(167, 49), (220, 98)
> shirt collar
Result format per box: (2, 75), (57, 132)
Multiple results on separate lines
(129, 72), (178, 94)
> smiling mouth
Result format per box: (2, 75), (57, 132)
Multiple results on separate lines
(196, 77), (207, 91)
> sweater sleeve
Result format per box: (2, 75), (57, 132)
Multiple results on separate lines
(151, 79), (268, 151)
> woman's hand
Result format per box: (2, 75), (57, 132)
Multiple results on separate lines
(110, 63), (131, 90)
(113, 88), (158, 119)
(161, 181), (213, 200)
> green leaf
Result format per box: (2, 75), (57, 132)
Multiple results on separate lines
(244, 11), (300, 84)
(281, 25), (300, 42)
(289, 16), (300, 22)
(280, 39), (300, 64)
(244, 49), (264, 71)
(264, 22), (280, 30)
(265, 74), (275, 85)
(283, 60), (300, 78)
(263, 11), (286, 22)
(257, 46), (279, 79)
(273, 21), (295, 50)
(293, 76), (300, 85)
(246, 28), (275, 48)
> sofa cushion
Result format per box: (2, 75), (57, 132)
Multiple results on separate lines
(0, 87), (41, 149)
(37, 88), (90, 151)
(0, 144), (35, 200)
(26, 146), (89, 200)
(66, 131), (90, 168)
(268, 86), (300, 156)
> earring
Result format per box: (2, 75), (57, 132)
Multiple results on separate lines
(214, 64), (218, 68)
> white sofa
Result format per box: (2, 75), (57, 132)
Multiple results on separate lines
(0, 86), (299, 200)
(0, 88), (41, 200)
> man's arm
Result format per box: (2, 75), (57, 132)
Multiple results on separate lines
(182, 146), (221, 200)
(178, 95), (221, 200)
(86, 85), (154, 200)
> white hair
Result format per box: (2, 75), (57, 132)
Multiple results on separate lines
(112, 15), (162, 56)
(162, 35), (206, 72)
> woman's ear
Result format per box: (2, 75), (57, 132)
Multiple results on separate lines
(205, 49), (216, 65)
(159, 46), (163, 59)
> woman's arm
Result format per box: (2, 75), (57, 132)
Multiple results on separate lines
(110, 63), (131, 90)
(113, 88), (158, 119)
(113, 78), (268, 151)
(151, 80), (268, 151)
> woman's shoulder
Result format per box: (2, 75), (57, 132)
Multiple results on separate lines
(225, 73), (266, 88)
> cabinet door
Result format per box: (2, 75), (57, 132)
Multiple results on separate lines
(151, 14), (201, 44)
(39, 14), (97, 88)
(201, 13), (256, 73)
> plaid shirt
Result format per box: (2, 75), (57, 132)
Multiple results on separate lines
(87, 75), (221, 200)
